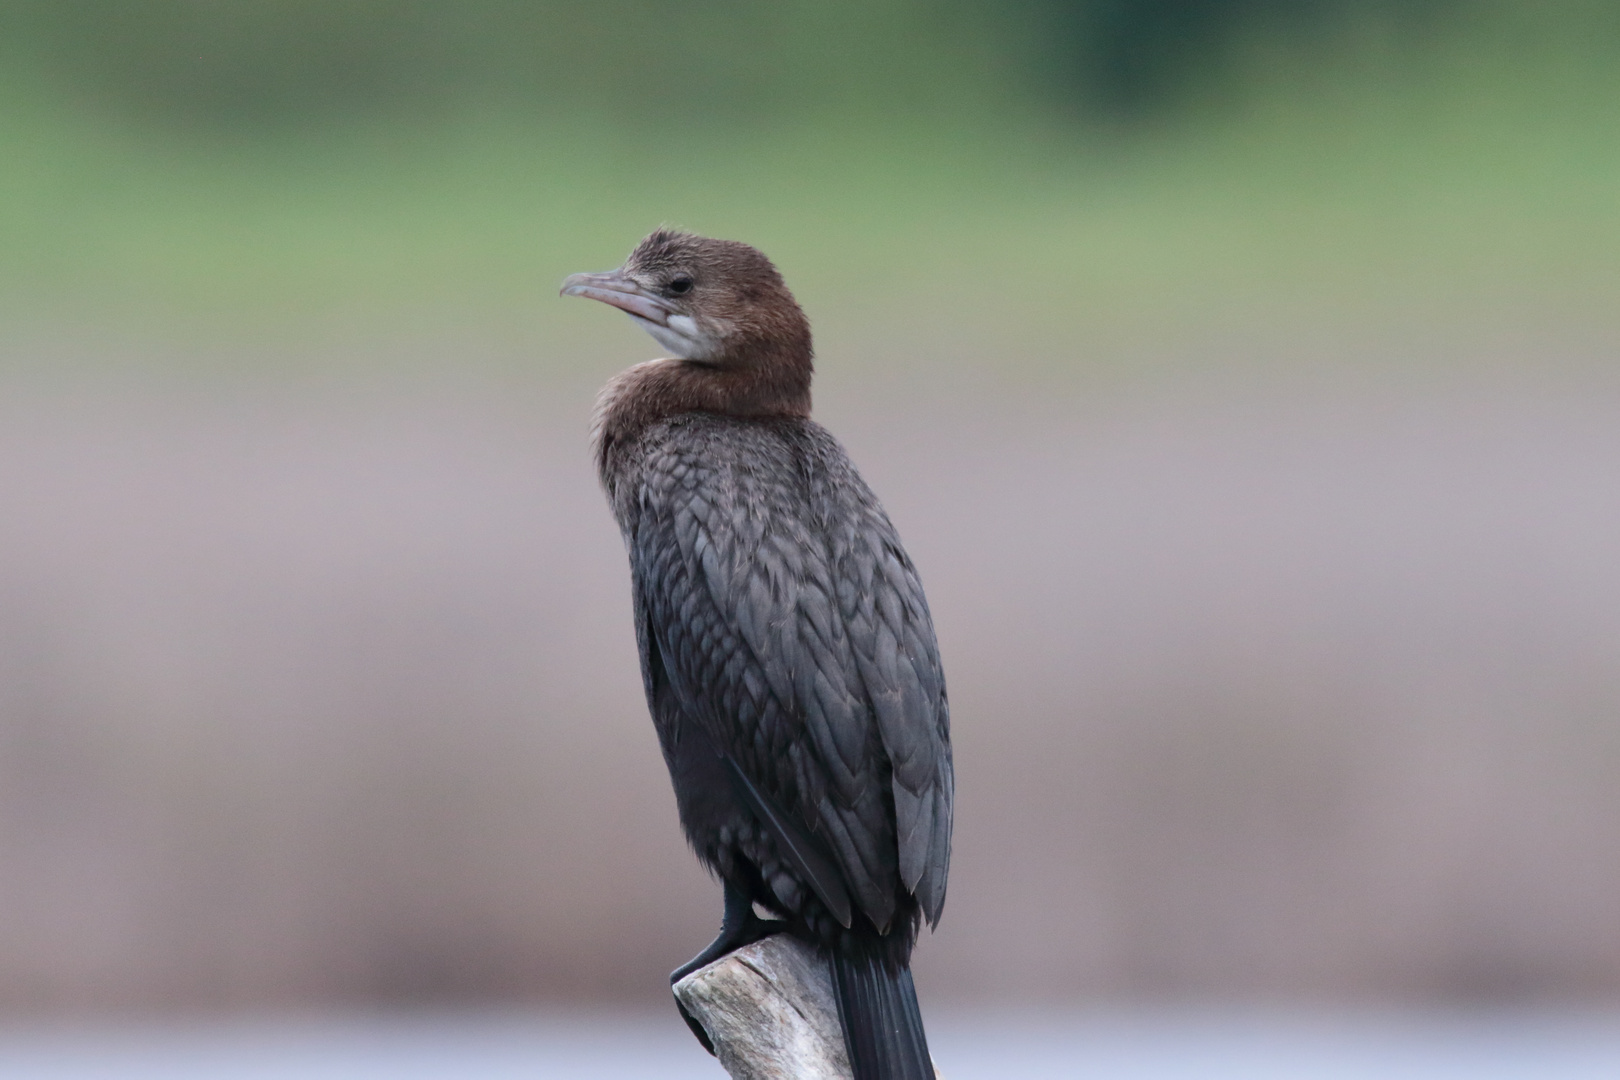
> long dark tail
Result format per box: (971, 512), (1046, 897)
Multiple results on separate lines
(830, 951), (935, 1080)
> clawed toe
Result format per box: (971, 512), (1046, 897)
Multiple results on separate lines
(668, 880), (788, 1055)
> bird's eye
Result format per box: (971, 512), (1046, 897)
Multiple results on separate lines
(667, 276), (694, 296)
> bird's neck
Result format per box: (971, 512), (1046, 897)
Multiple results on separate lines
(592, 352), (813, 477)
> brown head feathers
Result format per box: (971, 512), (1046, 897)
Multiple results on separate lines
(567, 230), (815, 473)
(624, 228), (812, 370)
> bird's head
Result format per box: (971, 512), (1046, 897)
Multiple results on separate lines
(561, 229), (812, 369)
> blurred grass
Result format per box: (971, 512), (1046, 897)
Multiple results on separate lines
(0, 2), (1616, 370)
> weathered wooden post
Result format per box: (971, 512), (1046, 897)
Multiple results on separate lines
(673, 935), (941, 1080)
(673, 936), (852, 1080)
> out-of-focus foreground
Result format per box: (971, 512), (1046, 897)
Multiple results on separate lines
(0, 1), (1618, 1017)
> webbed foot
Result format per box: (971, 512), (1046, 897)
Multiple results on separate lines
(670, 880), (783, 1055)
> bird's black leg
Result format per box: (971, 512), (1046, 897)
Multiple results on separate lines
(670, 878), (781, 1054)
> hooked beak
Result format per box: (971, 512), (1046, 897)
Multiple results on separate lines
(560, 268), (674, 326)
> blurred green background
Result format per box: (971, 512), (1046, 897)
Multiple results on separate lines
(0, 0), (1615, 358)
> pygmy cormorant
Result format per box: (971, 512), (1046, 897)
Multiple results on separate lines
(563, 230), (952, 1080)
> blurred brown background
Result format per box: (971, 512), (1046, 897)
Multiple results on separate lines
(0, 1), (1618, 1018)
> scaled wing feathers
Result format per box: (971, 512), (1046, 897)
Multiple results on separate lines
(631, 417), (952, 930)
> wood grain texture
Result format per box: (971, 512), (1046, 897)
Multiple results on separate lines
(673, 935), (851, 1080)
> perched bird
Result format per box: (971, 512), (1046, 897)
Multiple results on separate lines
(564, 229), (952, 1080)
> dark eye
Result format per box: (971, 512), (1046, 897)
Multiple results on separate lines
(667, 276), (693, 296)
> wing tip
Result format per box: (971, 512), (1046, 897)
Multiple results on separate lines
(725, 756), (856, 928)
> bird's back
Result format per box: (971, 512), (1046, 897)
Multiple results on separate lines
(610, 412), (953, 941)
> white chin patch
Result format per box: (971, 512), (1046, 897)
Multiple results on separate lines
(635, 313), (718, 360)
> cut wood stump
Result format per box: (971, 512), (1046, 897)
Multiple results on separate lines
(673, 935), (850, 1079)
(673, 934), (940, 1080)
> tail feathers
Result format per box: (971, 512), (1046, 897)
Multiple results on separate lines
(831, 952), (934, 1080)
